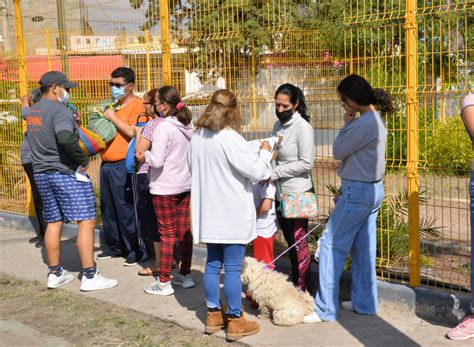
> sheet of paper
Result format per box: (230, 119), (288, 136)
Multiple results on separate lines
(248, 136), (281, 153)
(75, 166), (91, 183)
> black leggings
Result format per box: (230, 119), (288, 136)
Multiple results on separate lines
(22, 162), (46, 236)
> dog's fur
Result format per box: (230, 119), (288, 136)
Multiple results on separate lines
(241, 256), (314, 326)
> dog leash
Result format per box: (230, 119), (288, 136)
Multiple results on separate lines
(264, 221), (323, 269)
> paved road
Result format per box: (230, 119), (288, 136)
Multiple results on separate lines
(0, 226), (470, 346)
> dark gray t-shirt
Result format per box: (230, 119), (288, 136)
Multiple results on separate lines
(26, 98), (79, 173)
(20, 106), (31, 164)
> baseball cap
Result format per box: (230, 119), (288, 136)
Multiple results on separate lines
(39, 71), (77, 88)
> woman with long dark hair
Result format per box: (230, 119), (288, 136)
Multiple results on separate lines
(305, 74), (394, 323)
(272, 83), (315, 291)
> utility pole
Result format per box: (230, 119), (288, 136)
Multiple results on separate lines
(1, 0), (11, 52)
(79, 0), (89, 35)
(56, 0), (69, 75)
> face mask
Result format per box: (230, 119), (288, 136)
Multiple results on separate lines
(276, 109), (294, 124)
(57, 88), (70, 105)
(111, 85), (126, 100)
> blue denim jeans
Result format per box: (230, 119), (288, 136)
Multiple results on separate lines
(204, 243), (246, 316)
(470, 171), (474, 313)
(315, 179), (384, 321)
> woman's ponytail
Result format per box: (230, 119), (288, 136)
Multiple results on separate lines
(295, 88), (310, 123)
(372, 88), (395, 114)
(157, 86), (192, 125)
(174, 102), (193, 126)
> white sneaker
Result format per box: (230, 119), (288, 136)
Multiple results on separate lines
(80, 271), (118, 291)
(341, 301), (355, 311)
(303, 312), (322, 323)
(171, 273), (195, 288)
(47, 270), (74, 289)
(144, 280), (174, 296)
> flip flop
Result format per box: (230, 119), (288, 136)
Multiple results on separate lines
(138, 267), (160, 276)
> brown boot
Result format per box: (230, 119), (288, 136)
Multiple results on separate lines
(226, 310), (260, 341)
(205, 307), (227, 334)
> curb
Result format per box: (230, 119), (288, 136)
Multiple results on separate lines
(2, 211), (471, 326)
(421, 239), (471, 256)
(0, 212), (102, 239)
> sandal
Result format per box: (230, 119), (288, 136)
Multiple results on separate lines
(138, 267), (160, 276)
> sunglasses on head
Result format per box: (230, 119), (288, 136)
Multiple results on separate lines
(108, 81), (128, 88)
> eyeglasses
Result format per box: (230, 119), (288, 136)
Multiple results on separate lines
(143, 102), (152, 105)
(108, 81), (128, 88)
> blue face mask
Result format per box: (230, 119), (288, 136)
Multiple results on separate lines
(111, 86), (126, 100)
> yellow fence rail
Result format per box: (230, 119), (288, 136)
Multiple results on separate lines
(0, 0), (472, 295)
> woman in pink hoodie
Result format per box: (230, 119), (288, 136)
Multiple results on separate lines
(136, 86), (194, 296)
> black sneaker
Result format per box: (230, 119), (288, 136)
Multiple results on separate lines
(29, 235), (41, 244)
(123, 257), (138, 267)
(35, 240), (44, 248)
(96, 252), (112, 260)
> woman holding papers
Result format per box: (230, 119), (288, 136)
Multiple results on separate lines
(187, 89), (272, 341)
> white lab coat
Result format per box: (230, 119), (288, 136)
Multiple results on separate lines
(187, 127), (272, 244)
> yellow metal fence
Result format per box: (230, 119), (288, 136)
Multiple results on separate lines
(0, 0), (472, 294)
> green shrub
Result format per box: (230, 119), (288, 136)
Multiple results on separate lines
(423, 116), (471, 174)
(385, 106), (434, 168)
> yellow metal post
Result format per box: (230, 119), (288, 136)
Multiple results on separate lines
(145, 30), (152, 91)
(45, 28), (52, 71)
(251, 44), (257, 131)
(405, 0), (420, 287)
(160, 0), (172, 85)
(13, 1), (26, 96)
(13, 0), (34, 216)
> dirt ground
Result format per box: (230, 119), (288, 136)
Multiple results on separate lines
(0, 273), (230, 347)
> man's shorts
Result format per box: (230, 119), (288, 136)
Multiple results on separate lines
(34, 171), (96, 223)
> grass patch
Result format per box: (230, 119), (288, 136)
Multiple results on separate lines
(0, 273), (228, 346)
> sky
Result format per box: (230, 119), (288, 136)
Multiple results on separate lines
(84, 0), (159, 35)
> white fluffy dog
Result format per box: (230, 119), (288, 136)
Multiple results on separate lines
(241, 256), (315, 326)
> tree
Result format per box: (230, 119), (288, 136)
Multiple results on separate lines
(129, 1), (472, 88)
(129, 1), (346, 86)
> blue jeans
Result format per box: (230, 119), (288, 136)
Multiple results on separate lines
(315, 179), (384, 321)
(470, 171), (474, 313)
(204, 244), (246, 316)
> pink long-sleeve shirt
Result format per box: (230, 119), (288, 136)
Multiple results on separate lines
(144, 116), (194, 195)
